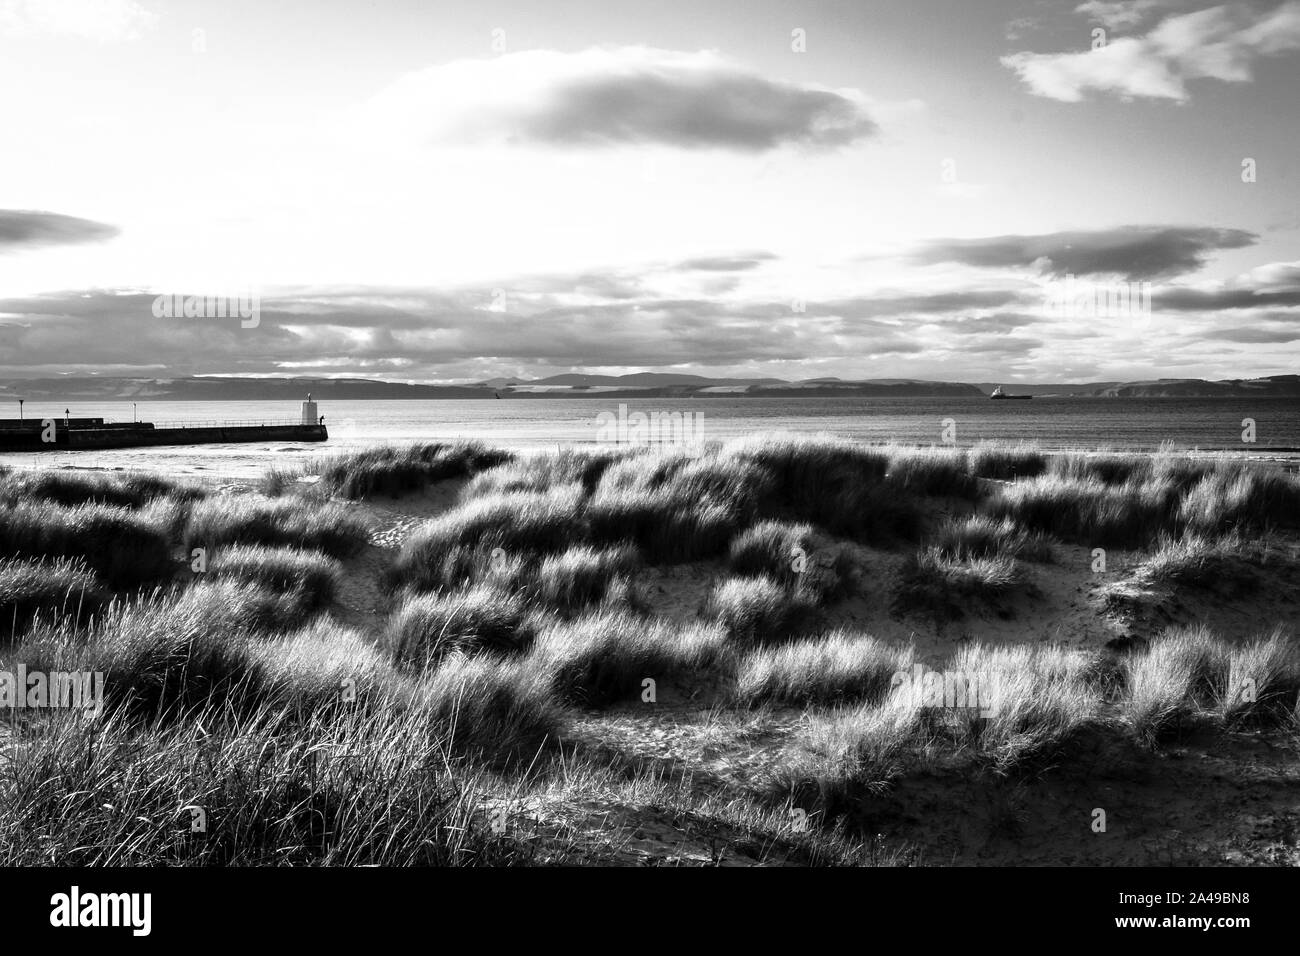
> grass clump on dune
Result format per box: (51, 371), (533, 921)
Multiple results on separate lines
(533, 544), (641, 614)
(304, 442), (513, 500)
(704, 575), (819, 644)
(465, 447), (632, 498)
(969, 443), (1047, 481)
(413, 653), (564, 762)
(390, 486), (585, 590)
(208, 544), (343, 612)
(894, 547), (1022, 617)
(0, 501), (175, 589)
(1178, 467), (1300, 535)
(931, 514), (1054, 563)
(985, 473), (1179, 549)
(6, 580), (388, 717)
(184, 495), (368, 558)
(0, 470), (206, 509)
(0, 556), (106, 637)
(1120, 626), (1299, 740)
(382, 586), (535, 668)
(727, 520), (858, 604)
(725, 434), (918, 542)
(886, 448), (980, 499)
(734, 630), (912, 707)
(528, 607), (729, 707)
(0, 705), (548, 865)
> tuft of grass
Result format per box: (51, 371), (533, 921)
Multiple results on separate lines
(724, 434), (918, 542)
(0, 500), (175, 589)
(1178, 467), (1300, 535)
(184, 495), (369, 558)
(465, 448), (631, 498)
(894, 547), (1022, 617)
(1049, 451), (1152, 486)
(734, 630), (912, 707)
(704, 575), (819, 644)
(0, 470), (206, 509)
(528, 607), (729, 707)
(969, 443), (1047, 481)
(887, 448), (980, 499)
(0, 556), (106, 637)
(0, 704), (553, 865)
(382, 586), (535, 668)
(390, 486), (585, 590)
(985, 473), (1179, 549)
(946, 643), (1100, 772)
(1218, 628), (1299, 726)
(1119, 625), (1227, 742)
(208, 544), (343, 612)
(931, 514), (1054, 563)
(304, 442), (514, 500)
(533, 544), (641, 614)
(411, 654), (565, 762)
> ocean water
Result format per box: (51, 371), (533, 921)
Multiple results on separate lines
(3, 396), (1298, 478)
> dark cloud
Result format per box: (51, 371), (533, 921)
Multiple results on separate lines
(1203, 326), (1300, 344)
(673, 252), (777, 272)
(0, 280), (1001, 377)
(0, 210), (120, 252)
(388, 49), (878, 152)
(912, 226), (1257, 280)
(517, 70), (875, 151)
(939, 313), (1039, 334)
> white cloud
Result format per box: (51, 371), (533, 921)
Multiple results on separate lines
(0, 0), (156, 42)
(364, 47), (877, 152)
(1003, 1), (1300, 101)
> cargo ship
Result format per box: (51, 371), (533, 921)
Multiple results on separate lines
(0, 396), (328, 451)
(989, 386), (1032, 400)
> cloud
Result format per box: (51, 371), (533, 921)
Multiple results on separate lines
(1003, 2), (1300, 101)
(912, 225), (1256, 279)
(368, 47), (878, 151)
(1074, 0), (1171, 30)
(0, 210), (120, 251)
(0, 0), (156, 42)
(673, 252), (777, 272)
(1154, 260), (1300, 309)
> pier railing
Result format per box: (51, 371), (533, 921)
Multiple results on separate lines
(125, 418), (311, 429)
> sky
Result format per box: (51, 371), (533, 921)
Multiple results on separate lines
(0, 0), (1298, 384)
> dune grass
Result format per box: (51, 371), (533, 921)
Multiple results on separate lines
(894, 547), (1023, 617)
(0, 556), (106, 638)
(969, 443), (1047, 480)
(0, 500), (175, 589)
(0, 704), (551, 865)
(382, 586), (535, 668)
(1120, 625), (1300, 740)
(734, 630), (912, 707)
(184, 495), (369, 558)
(704, 575), (819, 644)
(208, 544), (343, 612)
(527, 607), (729, 707)
(886, 448), (980, 499)
(284, 441), (514, 500)
(0, 470), (206, 509)
(533, 544), (642, 614)
(931, 514), (1054, 563)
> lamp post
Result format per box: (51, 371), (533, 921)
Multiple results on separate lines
(133, 403), (137, 423)
(17, 399), (23, 421)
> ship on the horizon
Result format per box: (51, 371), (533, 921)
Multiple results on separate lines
(989, 386), (1032, 400)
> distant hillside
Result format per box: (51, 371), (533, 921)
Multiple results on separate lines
(0, 374), (1293, 402)
(1085, 375), (1300, 398)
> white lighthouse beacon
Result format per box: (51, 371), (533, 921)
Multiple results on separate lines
(301, 393), (319, 426)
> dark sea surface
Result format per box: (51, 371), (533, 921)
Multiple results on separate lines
(3, 396), (1298, 477)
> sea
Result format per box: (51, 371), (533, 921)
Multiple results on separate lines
(2, 396), (1298, 479)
